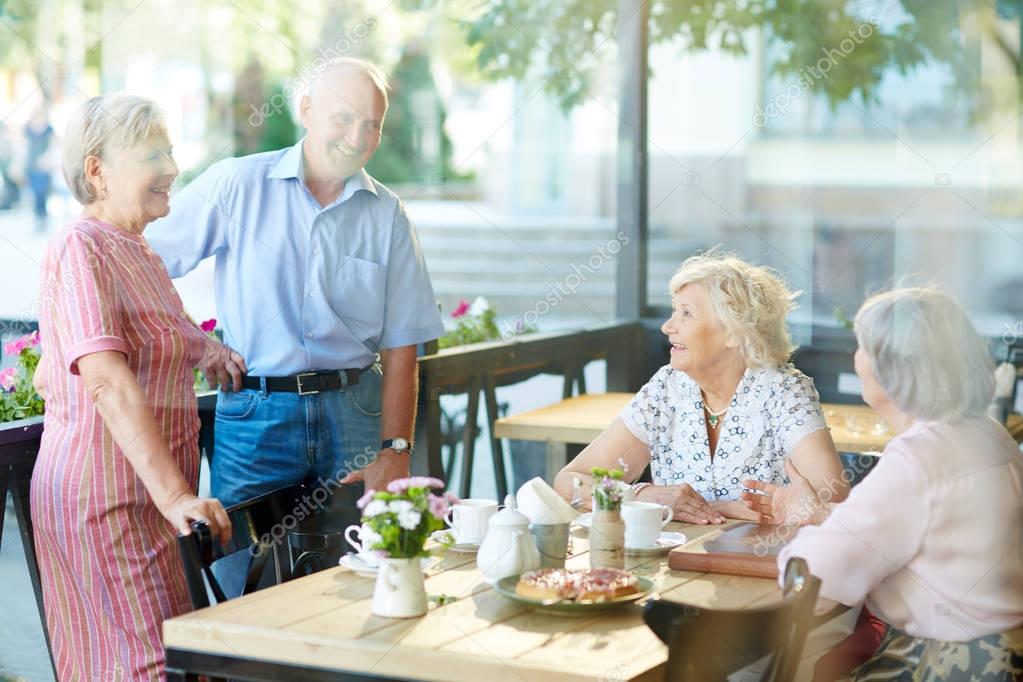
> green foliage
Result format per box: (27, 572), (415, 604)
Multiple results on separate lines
(402, 0), (1000, 112)
(834, 306), (855, 331)
(439, 307), (501, 349)
(591, 466), (627, 510)
(360, 479), (452, 558)
(0, 343), (44, 424)
(0, 0), (39, 66)
(366, 47), (467, 185)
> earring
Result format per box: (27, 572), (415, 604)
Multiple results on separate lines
(99, 187), (108, 200)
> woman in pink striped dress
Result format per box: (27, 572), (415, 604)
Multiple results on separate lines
(32, 95), (235, 681)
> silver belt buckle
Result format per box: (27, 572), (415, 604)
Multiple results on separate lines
(296, 372), (320, 396)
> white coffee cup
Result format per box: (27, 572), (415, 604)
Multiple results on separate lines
(444, 498), (498, 544)
(344, 523), (380, 568)
(622, 501), (673, 549)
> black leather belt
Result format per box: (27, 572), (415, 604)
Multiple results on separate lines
(241, 369), (364, 395)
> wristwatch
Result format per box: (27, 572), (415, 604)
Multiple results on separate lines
(381, 437), (412, 454)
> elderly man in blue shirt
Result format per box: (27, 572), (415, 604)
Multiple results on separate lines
(147, 58), (444, 514)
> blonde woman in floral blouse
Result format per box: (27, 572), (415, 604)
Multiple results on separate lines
(554, 250), (847, 522)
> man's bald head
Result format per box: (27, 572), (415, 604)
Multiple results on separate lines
(307, 58), (389, 111)
(299, 58), (390, 184)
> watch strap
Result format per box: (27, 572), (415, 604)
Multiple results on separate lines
(381, 438), (412, 453)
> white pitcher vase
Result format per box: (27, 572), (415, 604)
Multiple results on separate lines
(371, 557), (427, 618)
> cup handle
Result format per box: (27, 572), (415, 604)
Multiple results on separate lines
(661, 506), (674, 527)
(445, 508), (455, 528)
(344, 525), (363, 553)
(386, 563), (401, 592)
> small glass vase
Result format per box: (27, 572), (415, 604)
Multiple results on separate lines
(589, 508), (625, 569)
(371, 556), (427, 618)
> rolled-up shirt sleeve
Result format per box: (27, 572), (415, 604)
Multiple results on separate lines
(379, 202), (445, 349)
(46, 231), (130, 375)
(778, 444), (930, 606)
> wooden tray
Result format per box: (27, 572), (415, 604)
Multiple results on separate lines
(668, 523), (795, 579)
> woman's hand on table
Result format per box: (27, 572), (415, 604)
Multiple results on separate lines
(161, 493), (233, 544)
(741, 458), (829, 526)
(636, 484), (725, 524)
(708, 500), (760, 522)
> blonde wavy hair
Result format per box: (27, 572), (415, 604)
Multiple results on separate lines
(668, 250), (798, 368)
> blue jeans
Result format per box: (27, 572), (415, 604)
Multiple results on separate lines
(211, 365), (382, 508)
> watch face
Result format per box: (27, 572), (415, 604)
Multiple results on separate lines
(391, 438), (409, 451)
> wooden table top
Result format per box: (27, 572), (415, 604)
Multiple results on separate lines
(493, 392), (898, 453)
(163, 520), (780, 682)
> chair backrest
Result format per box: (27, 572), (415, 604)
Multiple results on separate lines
(837, 451), (880, 488)
(643, 557), (821, 682)
(177, 484), (306, 609)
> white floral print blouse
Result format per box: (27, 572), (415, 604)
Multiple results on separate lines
(620, 364), (828, 501)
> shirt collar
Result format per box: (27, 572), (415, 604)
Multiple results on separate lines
(268, 138), (379, 201)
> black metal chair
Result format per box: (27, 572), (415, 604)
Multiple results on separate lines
(838, 451), (880, 488)
(643, 557), (821, 682)
(176, 484), (307, 609)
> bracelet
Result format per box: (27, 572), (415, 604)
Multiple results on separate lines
(631, 482), (653, 498)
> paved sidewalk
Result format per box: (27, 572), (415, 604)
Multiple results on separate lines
(0, 498), (53, 681)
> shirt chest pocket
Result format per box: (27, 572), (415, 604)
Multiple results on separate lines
(329, 256), (386, 336)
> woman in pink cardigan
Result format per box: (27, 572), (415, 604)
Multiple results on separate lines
(745, 288), (1023, 680)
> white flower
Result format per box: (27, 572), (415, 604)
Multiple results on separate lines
(397, 508), (422, 530)
(469, 296), (490, 317)
(386, 500), (422, 529)
(362, 526), (382, 548)
(388, 500), (413, 515)
(363, 500), (388, 518)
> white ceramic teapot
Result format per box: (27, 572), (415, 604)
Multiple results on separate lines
(476, 494), (541, 584)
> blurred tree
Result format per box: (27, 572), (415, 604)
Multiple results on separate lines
(365, 44), (461, 185)
(401, 0), (1022, 113)
(232, 57), (298, 156)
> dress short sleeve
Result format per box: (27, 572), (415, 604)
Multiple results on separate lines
(44, 230), (130, 375)
(773, 368), (828, 453)
(620, 366), (675, 446)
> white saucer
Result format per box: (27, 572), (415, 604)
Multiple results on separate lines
(431, 530), (482, 552)
(625, 532), (687, 556)
(574, 512), (592, 529)
(338, 553), (430, 576)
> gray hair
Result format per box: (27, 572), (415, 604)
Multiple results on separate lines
(669, 249), (799, 368)
(63, 95), (168, 205)
(308, 57), (390, 109)
(854, 288), (994, 422)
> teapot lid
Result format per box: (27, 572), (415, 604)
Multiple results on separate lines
(489, 495), (530, 528)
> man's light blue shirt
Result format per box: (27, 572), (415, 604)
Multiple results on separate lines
(146, 140), (444, 375)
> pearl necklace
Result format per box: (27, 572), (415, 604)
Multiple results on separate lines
(701, 392), (729, 428)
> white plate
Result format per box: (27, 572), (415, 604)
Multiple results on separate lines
(430, 530), (482, 552)
(573, 512), (592, 529)
(626, 532), (687, 556)
(338, 553), (430, 576)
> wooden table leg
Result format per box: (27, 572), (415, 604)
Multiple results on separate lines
(482, 375), (508, 501)
(10, 461), (58, 678)
(424, 381), (445, 481)
(458, 378), (481, 499)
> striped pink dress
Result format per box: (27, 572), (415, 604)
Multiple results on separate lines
(31, 216), (207, 681)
